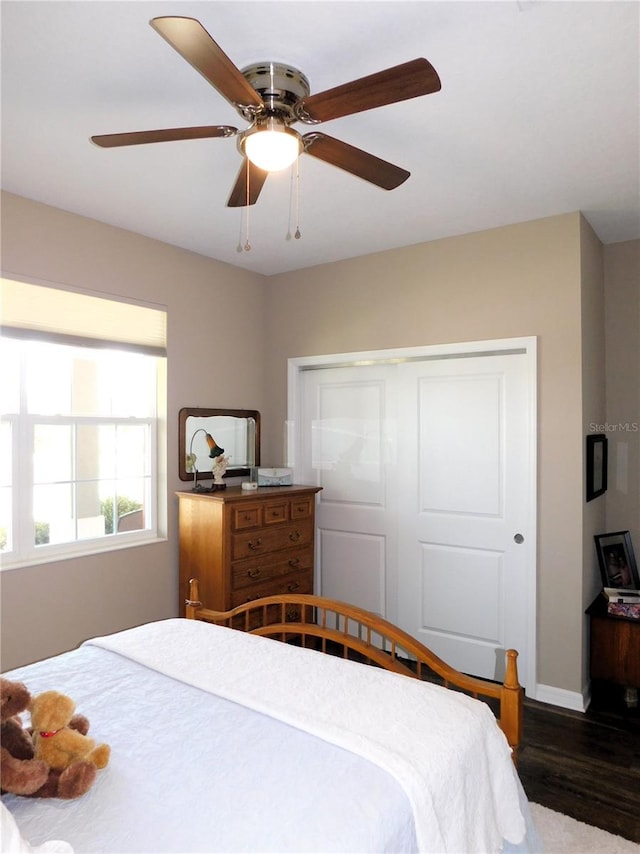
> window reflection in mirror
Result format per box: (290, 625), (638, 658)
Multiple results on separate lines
(178, 408), (260, 481)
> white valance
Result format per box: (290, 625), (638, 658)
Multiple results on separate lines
(1, 277), (167, 356)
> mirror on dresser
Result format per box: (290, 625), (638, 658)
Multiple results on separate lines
(178, 407), (260, 483)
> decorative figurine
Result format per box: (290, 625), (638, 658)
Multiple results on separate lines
(212, 454), (230, 485)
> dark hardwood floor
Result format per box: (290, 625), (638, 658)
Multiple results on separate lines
(517, 682), (640, 844)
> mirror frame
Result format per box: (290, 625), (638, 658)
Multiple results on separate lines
(178, 407), (261, 482)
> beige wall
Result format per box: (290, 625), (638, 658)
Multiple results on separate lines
(263, 213), (587, 693)
(604, 240), (640, 548)
(0, 191), (268, 670)
(3, 192), (637, 702)
(579, 216), (607, 687)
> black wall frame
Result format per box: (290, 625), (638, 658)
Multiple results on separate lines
(586, 433), (608, 502)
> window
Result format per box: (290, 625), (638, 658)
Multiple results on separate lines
(0, 279), (166, 568)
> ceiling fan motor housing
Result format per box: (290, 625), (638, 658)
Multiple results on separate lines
(240, 63), (310, 123)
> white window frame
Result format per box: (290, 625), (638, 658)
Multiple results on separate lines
(0, 277), (167, 570)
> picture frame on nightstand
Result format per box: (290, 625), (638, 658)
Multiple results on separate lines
(594, 530), (640, 590)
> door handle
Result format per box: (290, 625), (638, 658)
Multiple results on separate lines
(514, 533), (525, 544)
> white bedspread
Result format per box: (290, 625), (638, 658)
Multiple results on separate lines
(6, 644), (420, 853)
(88, 618), (525, 853)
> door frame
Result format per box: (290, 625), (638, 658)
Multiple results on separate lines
(287, 336), (537, 695)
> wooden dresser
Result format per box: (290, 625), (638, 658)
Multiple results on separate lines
(177, 485), (322, 616)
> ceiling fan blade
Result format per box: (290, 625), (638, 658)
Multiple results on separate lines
(303, 133), (409, 190)
(227, 159), (269, 207)
(91, 125), (237, 148)
(298, 58), (440, 124)
(150, 17), (263, 110)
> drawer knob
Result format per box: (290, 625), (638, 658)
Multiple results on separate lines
(289, 530), (301, 542)
(288, 558), (300, 568)
(248, 568), (261, 579)
(287, 581), (300, 592)
(248, 538), (263, 550)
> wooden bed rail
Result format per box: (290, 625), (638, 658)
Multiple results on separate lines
(185, 578), (523, 760)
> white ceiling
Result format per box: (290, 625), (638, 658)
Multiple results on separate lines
(2, 1), (639, 276)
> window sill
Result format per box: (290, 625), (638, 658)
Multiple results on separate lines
(0, 535), (168, 571)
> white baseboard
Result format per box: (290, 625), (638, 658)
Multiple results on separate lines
(533, 683), (590, 712)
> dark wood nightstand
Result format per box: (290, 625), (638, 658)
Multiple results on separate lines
(587, 594), (640, 706)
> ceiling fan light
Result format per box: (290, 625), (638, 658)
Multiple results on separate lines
(244, 122), (301, 172)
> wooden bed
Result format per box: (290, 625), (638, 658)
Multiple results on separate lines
(4, 578), (534, 853)
(185, 577), (524, 761)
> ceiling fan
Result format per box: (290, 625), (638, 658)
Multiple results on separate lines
(91, 16), (441, 207)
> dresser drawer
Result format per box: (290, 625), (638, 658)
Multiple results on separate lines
(290, 496), (313, 520)
(231, 520), (313, 561)
(230, 569), (313, 606)
(232, 504), (262, 531)
(263, 498), (289, 525)
(231, 547), (313, 591)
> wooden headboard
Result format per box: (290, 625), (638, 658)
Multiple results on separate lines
(185, 577), (523, 761)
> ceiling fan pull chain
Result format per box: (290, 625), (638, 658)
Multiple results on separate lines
(295, 158), (302, 240)
(244, 159), (251, 251)
(236, 207), (244, 253)
(286, 160), (302, 241)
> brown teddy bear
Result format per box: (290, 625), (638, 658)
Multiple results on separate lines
(1, 677), (49, 795)
(30, 690), (110, 773)
(1, 677), (98, 800)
